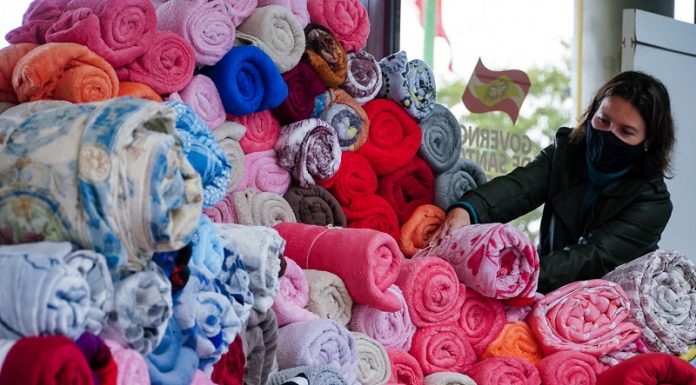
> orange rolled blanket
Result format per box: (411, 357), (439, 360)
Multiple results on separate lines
(118, 81), (163, 102)
(482, 321), (544, 365)
(398, 204), (444, 257)
(0, 43), (38, 103)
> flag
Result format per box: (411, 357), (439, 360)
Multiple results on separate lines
(415, 0), (453, 70)
(461, 58), (531, 124)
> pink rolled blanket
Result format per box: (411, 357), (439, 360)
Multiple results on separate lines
(395, 257), (464, 327)
(44, 0), (157, 67)
(169, 75), (226, 130)
(236, 149), (291, 195)
(306, 0), (370, 52)
(408, 323), (476, 374)
(350, 285), (416, 350)
(415, 223), (539, 303)
(386, 348), (424, 385)
(458, 289), (506, 356)
(271, 258), (321, 326)
(5, 0), (69, 44)
(204, 192), (238, 224)
(528, 279), (642, 357)
(466, 357), (541, 385)
(257, 0), (309, 27)
(274, 222), (403, 312)
(225, 0), (258, 25)
(105, 339), (151, 385)
(537, 351), (606, 385)
(228, 111), (281, 154)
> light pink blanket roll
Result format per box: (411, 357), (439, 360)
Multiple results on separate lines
(350, 285), (416, 350)
(236, 149), (292, 195)
(169, 74), (226, 130)
(272, 258), (321, 326)
(225, 0), (258, 25)
(306, 0), (370, 52)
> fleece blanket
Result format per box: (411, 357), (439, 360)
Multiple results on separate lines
(146, 320), (199, 385)
(236, 5), (305, 73)
(318, 151), (378, 206)
(599, 338), (650, 367)
(466, 357), (540, 385)
(284, 185), (347, 227)
(423, 373), (476, 385)
(395, 256), (464, 327)
(119, 81), (162, 102)
(242, 309), (278, 385)
(482, 321), (544, 365)
(276, 319), (358, 385)
(504, 293), (544, 323)
(211, 335), (245, 385)
(117, 31), (195, 95)
(351, 332), (390, 385)
(398, 204), (445, 258)
(342, 194), (401, 243)
(168, 74), (226, 130)
(304, 24), (348, 87)
(237, 149), (291, 195)
(5, 0), (69, 44)
(44, 0), (156, 67)
(257, 0), (309, 27)
(75, 332), (118, 385)
(212, 121), (246, 192)
(415, 223), (539, 302)
(271, 258), (320, 327)
(0, 43), (38, 103)
(433, 158), (488, 209)
(378, 51), (435, 121)
(0, 99), (70, 118)
(528, 279), (642, 357)
(0, 336), (94, 385)
(314, 88), (370, 151)
(603, 249), (696, 355)
(105, 339), (151, 385)
(203, 45), (287, 116)
(306, 0), (370, 52)
(215, 236), (254, 326)
(268, 366), (349, 385)
(13, 42), (118, 103)
(386, 348), (424, 385)
(350, 285), (416, 351)
(231, 189), (297, 227)
(273, 61), (326, 124)
(275, 118), (342, 187)
(340, 51), (382, 105)
(304, 269), (354, 326)
(274, 222), (403, 312)
(377, 156), (435, 224)
(418, 104), (462, 174)
(229, 110), (281, 154)
(224, 0), (258, 25)
(166, 101), (231, 208)
(357, 98), (422, 176)
(537, 351), (605, 385)
(597, 352), (696, 385)
(156, 0), (236, 66)
(187, 216), (225, 280)
(204, 193), (238, 224)
(458, 289), (506, 356)
(409, 323), (477, 374)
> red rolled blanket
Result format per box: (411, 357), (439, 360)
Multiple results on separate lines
(386, 348), (424, 385)
(377, 156), (434, 224)
(466, 357), (541, 385)
(458, 289), (506, 356)
(537, 351), (606, 385)
(272, 61), (326, 124)
(318, 151), (378, 206)
(596, 352), (696, 385)
(342, 194), (400, 243)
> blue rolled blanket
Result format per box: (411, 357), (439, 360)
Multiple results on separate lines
(378, 51), (436, 121)
(146, 320), (199, 385)
(419, 104), (462, 174)
(433, 158), (488, 210)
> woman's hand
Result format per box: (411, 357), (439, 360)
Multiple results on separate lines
(429, 207), (472, 242)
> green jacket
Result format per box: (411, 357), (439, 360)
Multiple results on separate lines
(459, 127), (672, 293)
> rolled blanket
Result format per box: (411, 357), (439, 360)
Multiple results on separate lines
(216, 223), (284, 312)
(399, 204), (445, 258)
(105, 339), (151, 385)
(458, 289), (505, 356)
(156, 0), (236, 66)
(481, 321), (544, 365)
(117, 31), (195, 94)
(237, 149), (291, 195)
(5, 0), (68, 44)
(100, 263), (173, 354)
(216, 236), (255, 325)
(213, 121), (246, 192)
(597, 352), (696, 385)
(187, 216), (225, 279)
(204, 193), (238, 224)
(257, 0), (310, 27)
(433, 158), (487, 209)
(119, 81), (163, 102)
(275, 118), (342, 187)
(466, 357), (540, 385)
(340, 51), (382, 105)
(538, 351), (605, 385)
(351, 332), (390, 385)
(377, 156), (435, 224)
(603, 250), (696, 355)
(284, 185), (347, 227)
(423, 373), (476, 385)
(415, 223), (539, 302)
(229, 110), (281, 153)
(409, 323), (476, 374)
(13, 42), (118, 103)
(272, 258), (320, 327)
(377, 51), (435, 121)
(166, 100), (232, 208)
(236, 5), (305, 73)
(304, 24), (347, 87)
(274, 222), (403, 312)
(231, 189), (297, 227)
(306, 0), (369, 52)
(268, 366), (349, 385)
(44, 0), (157, 67)
(418, 104), (462, 174)
(0, 43), (38, 103)
(319, 151), (377, 206)
(357, 98), (422, 176)
(277, 319), (358, 385)
(169, 74), (226, 130)
(272, 61), (326, 124)
(599, 339), (650, 367)
(343, 194), (401, 243)
(314, 88), (370, 151)
(395, 256), (464, 327)
(225, 0), (258, 25)
(204, 45), (288, 116)
(386, 348), (424, 385)
(146, 320), (199, 385)
(528, 279), (642, 357)
(350, 285), (416, 351)
(0, 336), (94, 385)
(212, 334), (245, 385)
(0, 246), (90, 340)
(304, 269), (354, 326)
(75, 332), (118, 385)
(243, 309), (279, 385)
(504, 293), (544, 323)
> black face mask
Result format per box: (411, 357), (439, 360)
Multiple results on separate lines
(586, 121), (644, 173)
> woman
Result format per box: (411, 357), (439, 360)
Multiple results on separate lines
(431, 71), (675, 293)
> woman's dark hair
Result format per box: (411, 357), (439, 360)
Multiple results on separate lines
(571, 71), (675, 177)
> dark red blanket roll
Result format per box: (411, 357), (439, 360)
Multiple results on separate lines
(272, 61), (326, 124)
(342, 193), (400, 243)
(596, 353), (696, 385)
(212, 335), (246, 385)
(378, 156), (434, 224)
